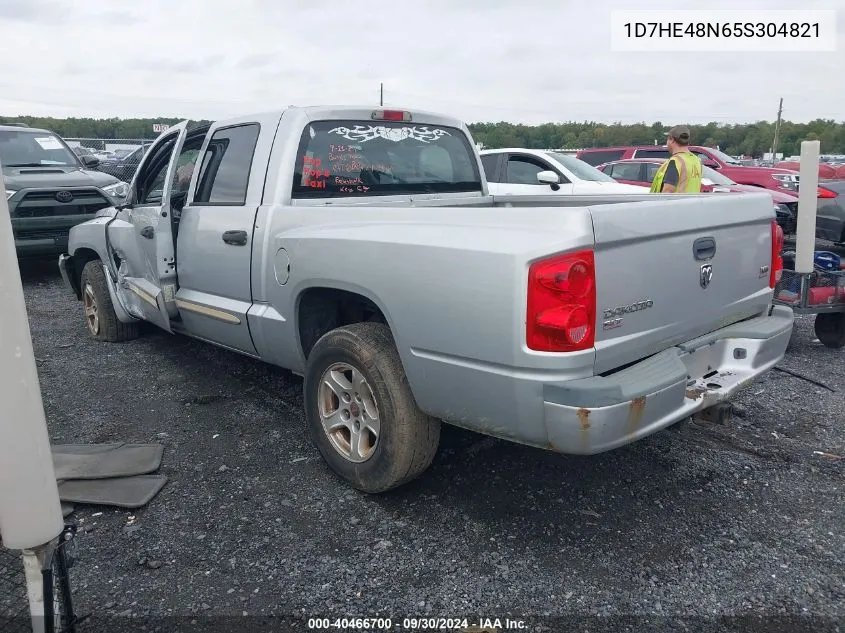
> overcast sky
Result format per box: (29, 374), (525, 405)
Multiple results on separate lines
(0, 0), (841, 125)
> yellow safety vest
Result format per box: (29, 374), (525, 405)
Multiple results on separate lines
(649, 151), (703, 193)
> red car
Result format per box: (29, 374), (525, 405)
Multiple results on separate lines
(775, 161), (839, 180)
(596, 158), (799, 234)
(578, 145), (799, 195)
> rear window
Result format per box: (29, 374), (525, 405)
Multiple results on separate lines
(578, 150), (625, 166)
(633, 149), (670, 159)
(291, 120), (482, 198)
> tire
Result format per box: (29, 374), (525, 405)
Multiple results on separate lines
(80, 260), (140, 342)
(814, 312), (845, 349)
(303, 322), (440, 493)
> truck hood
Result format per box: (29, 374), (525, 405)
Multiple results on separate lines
(724, 183), (797, 203)
(727, 165), (797, 176)
(573, 181), (649, 194)
(2, 165), (121, 190)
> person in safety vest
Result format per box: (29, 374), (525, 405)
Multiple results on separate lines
(650, 125), (703, 193)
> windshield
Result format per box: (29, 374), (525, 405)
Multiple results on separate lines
(702, 164), (735, 185)
(292, 119), (482, 198)
(706, 147), (743, 166)
(0, 130), (79, 167)
(547, 152), (617, 182)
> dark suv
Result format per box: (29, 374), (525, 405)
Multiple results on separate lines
(1, 124), (129, 257)
(96, 145), (147, 182)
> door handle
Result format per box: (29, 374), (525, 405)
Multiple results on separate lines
(692, 237), (716, 261)
(140, 226), (154, 239)
(222, 230), (248, 246)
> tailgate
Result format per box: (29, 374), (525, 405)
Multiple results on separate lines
(589, 192), (775, 375)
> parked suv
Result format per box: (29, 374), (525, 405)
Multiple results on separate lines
(1, 124), (129, 257)
(577, 145), (800, 195)
(96, 145), (146, 182)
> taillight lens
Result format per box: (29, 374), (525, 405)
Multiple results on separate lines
(770, 221), (784, 288)
(818, 186), (838, 199)
(527, 250), (596, 352)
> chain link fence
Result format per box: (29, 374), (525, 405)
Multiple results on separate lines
(64, 137), (154, 183)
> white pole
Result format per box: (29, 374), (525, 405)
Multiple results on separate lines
(22, 549), (48, 633)
(0, 165), (64, 549)
(794, 140), (820, 274)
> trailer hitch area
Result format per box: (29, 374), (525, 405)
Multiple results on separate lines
(693, 402), (734, 426)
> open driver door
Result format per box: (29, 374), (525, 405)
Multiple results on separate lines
(108, 121), (192, 333)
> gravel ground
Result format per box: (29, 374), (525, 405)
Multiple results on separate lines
(9, 259), (845, 631)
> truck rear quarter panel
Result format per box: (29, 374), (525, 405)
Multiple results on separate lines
(248, 204), (597, 444)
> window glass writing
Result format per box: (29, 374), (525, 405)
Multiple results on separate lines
(292, 120), (481, 198)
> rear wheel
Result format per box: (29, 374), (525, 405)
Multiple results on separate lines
(80, 260), (140, 342)
(303, 322), (440, 493)
(814, 313), (845, 349)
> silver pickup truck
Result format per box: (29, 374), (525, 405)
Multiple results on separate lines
(58, 106), (793, 493)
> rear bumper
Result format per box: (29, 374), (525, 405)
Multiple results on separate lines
(542, 305), (794, 454)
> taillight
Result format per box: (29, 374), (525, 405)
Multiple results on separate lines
(371, 109), (412, 122)
(818, 186), (838, 199)
(527, 250), (596, 352)
(770, 220), (784, 289)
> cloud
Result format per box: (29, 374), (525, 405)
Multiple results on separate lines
(231, 53), (279, 71)
(0, 0), (71, 24)
(91, 9), (136, 24)
(0, 0), (840, 124)
(128, 55), (228, 75)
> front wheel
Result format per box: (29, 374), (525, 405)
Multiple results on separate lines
(303, 322), (440, 493)
(80, 260), (140, 342)
(814, 312), (845, 349)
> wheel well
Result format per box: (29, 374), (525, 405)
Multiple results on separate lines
(298, 288), (387, 359)
(71, 248), (101, 296)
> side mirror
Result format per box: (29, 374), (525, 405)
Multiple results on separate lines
(703, 160), (720, 169)
(81, 155), (100, 168)
(537, 170), (560, 185)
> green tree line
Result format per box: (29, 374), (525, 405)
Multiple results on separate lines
(469, 119), (845, 157)
(2, 114), (844, 157)
(0, 116), (209, 142)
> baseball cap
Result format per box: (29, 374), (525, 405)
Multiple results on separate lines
(667, 125), (691, 144)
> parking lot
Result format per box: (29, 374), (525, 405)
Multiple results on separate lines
(18, 257), (845, 628)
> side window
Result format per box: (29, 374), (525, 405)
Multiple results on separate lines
(609, 163), (642, 181)
(480, 154), (500, 182)
(194, 123), (260, 205)
(645, 163), (660, 182)
(136, 137), (177, 205)
(634, 149), (670, 159)
(693, 151), (713, 164)
(505, 156), (551, 185)
(172, 148), (200, 196)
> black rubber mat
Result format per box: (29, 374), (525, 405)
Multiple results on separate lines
(52, 443), (164, 480)
(57, 475), (168, 509)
